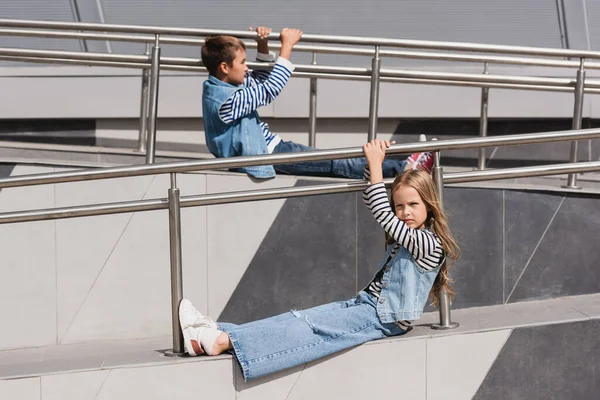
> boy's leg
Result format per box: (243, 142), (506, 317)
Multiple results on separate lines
(331, 156), (405, 179)
(271, 141), (343, 177)
(272, 141), (406, 179)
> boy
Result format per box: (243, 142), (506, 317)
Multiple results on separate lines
(201, 26), (432, 179)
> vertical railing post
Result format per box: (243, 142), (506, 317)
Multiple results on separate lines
(565, 58), (586, 188)
(477, 63), (489, 170)
(430, 139), (459, 330)
(137, 43), (151, 153)
(145, 35), (161, 164)
(165, 173), (185, 357)
(368, 46), (381, 141)
(308, 52), (318, 147)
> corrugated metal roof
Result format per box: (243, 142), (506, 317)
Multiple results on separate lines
(0, 0), (566, 68)
(100, 0), (563, 67)
(0, 0), (81, 52)
(585, 0), (600, 50)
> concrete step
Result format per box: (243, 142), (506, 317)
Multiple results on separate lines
(0, 293), (597, 399)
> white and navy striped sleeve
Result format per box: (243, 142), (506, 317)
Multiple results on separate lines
(362, 182), (444, 271)
(218, 56), (294, 124)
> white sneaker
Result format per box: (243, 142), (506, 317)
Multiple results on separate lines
(179, 299), (217, 356)
(179, 299), (217, 329)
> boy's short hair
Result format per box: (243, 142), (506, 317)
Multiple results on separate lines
(201, 36), (246, 76)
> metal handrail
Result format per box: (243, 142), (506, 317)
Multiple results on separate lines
(4, 53), (600, 96)
(6, 27), (600, 70)
(5, 53), (600, 95)
(1, 18), (597, 171)
(1, 128), (600, 189)
(7, 51), (600, 95)
(3, 18), (600, 60)
(5, 47), (600, 91)
(0, 160), (598, 225)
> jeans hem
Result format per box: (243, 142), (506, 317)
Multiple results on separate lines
(226, 331), (252, 382)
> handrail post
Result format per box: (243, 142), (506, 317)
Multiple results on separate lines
(430, 139), (459, 330)
(137, 43), (151, 153)
(368, 46), (381, 141)
(477, 63), (489, 170)
(165, 173), (186, 357)
(564, 58), (586, 188)
(145, 35), (161, 164)
(308, 52), (318, 147)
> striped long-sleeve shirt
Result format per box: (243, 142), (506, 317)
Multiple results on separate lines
(218, 52), (294, 153)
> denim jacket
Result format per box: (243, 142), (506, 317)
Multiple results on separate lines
(363, 242), (441, 322)
(202, 76), (275, 179)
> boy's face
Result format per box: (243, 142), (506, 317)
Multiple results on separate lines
(222, 48), (248, 86)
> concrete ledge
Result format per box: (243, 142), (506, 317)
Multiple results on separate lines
(0, 292), (597, 381)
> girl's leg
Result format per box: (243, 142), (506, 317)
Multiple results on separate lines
(220, 292), (406, 382)
(181, 298), (356, 357)
(211, 297), (357, 355)
(218, 297), (354, 333)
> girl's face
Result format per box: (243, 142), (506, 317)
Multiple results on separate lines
(392, 184), (429, 230)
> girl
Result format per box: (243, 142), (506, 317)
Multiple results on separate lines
(179, 139), (460, 382)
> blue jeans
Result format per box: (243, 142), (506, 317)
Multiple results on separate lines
(218, 291), (407, 381)
(272, 141), (406, 179)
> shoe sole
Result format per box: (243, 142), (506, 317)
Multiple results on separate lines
(181, 326), (200, 356)
(179, 299), (200, 356)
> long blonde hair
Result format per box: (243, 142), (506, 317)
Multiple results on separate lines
(386, 169), (460, 307)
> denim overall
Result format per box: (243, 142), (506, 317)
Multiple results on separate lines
(219, 242), (442, 381)
(203, 76), (275, 179)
